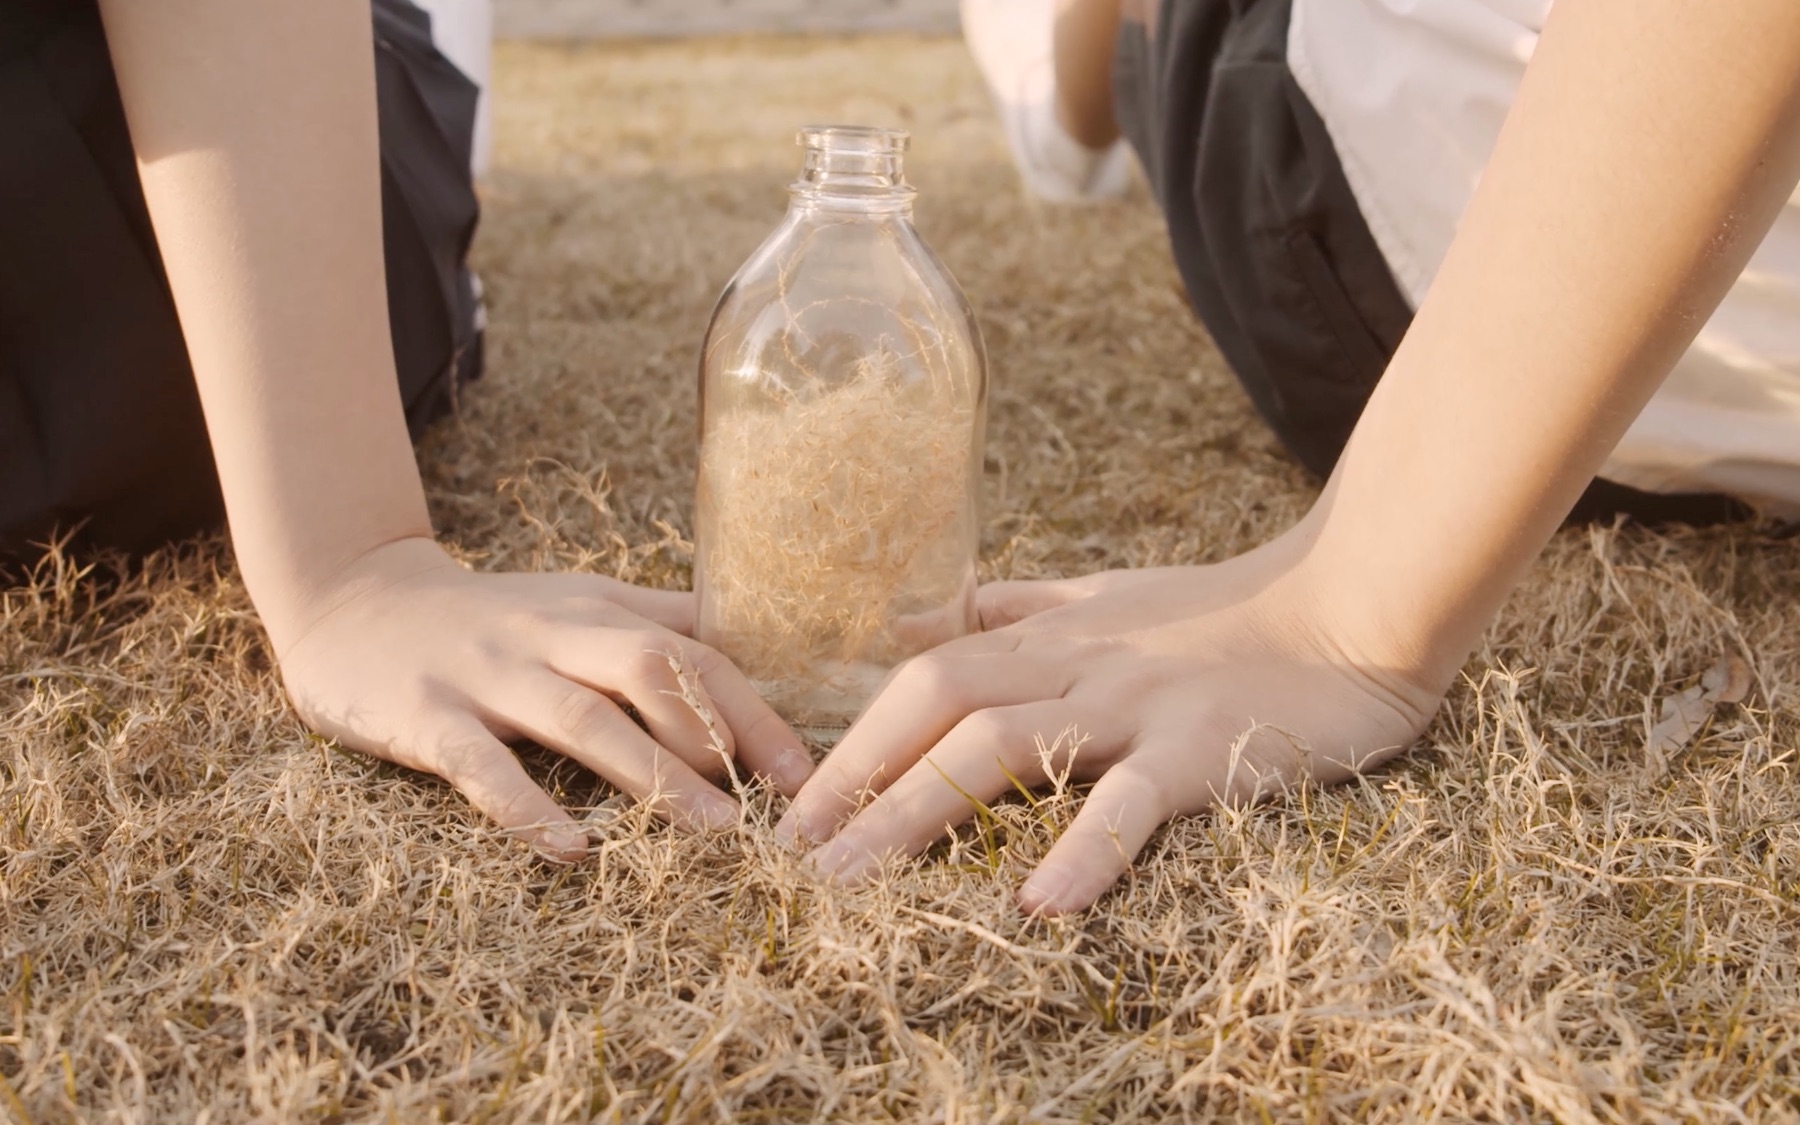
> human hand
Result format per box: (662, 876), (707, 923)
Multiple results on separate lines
(776, 542), (1448, 914)
(275, 537), (814, 859)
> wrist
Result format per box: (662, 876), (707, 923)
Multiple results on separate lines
(1281, 500), (1482, 702)
(253, 533), (452, 659)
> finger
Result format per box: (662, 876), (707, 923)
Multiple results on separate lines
(976, 578), (1093, 630)
(589, 579), (695, 636)
(1016, 757), (1172, 916)
(552, 630), (737, 780)
(485, 674), (739, 831)
(685, 644), (814, 796)
(805, 702), (1084, 883)
(889, 599), (976, 652)
(551, 625), (810, 796)
(775, 648), (1069, 845)
(423, 717), (590, 861)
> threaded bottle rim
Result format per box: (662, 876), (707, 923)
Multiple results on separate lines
(792, 124), (915, 209)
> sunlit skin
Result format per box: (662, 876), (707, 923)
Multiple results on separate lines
(1050, 0), (1122, 148)
(96, 0), (816, 859)
(780, 0), (1800, 914)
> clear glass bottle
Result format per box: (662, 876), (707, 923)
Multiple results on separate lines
(694, 125), (987, 744)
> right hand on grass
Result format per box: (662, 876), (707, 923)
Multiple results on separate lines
(273, 536), (815, 859)
(777, 536), (1450, 913)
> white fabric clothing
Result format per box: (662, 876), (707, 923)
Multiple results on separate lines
(411, 0), (494, 175)
(1287, 0), (1800, 515)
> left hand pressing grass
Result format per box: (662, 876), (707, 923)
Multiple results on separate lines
(776, 539), (1445, 915)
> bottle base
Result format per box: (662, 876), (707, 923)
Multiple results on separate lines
(757, 658), (888, 749)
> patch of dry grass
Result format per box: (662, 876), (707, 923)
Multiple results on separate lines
(5, 35), (1800, 1124)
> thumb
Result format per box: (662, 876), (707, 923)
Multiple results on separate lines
(977, 577), (1094, 630)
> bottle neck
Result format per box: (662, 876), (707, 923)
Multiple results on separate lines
(789, 125), (916, 216)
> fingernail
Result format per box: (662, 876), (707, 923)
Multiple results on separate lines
(773, 810), (802, 845)
(774, 804), (829, 848)
(803, 842), (847, 882)
(806, 839), (875, 885)
(538, 826), (588, 860)
(1018, 870), (1072, 915)
(697, 793), (740, 832)
(773, 747), (815, 791)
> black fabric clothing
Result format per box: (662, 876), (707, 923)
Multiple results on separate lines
(0, 0), (483, 561)
(1113, 0), (1750, 526)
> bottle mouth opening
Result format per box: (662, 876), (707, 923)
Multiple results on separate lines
(792, 124), (913, 208)
(797, 124), (911, 155)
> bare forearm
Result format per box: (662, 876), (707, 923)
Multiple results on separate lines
(1307, 0), (1800, 684)
(98, 0), (431, 651)
(1052, 0), (1122, 148)
(90, 1), (819, 850)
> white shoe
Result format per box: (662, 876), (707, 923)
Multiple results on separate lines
(960, 0), (1132, 202)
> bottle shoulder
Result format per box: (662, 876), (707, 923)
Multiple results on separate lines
(701, 208), (986, 405)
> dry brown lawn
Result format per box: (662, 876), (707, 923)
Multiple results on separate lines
(7, 35), (1800, 1124)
